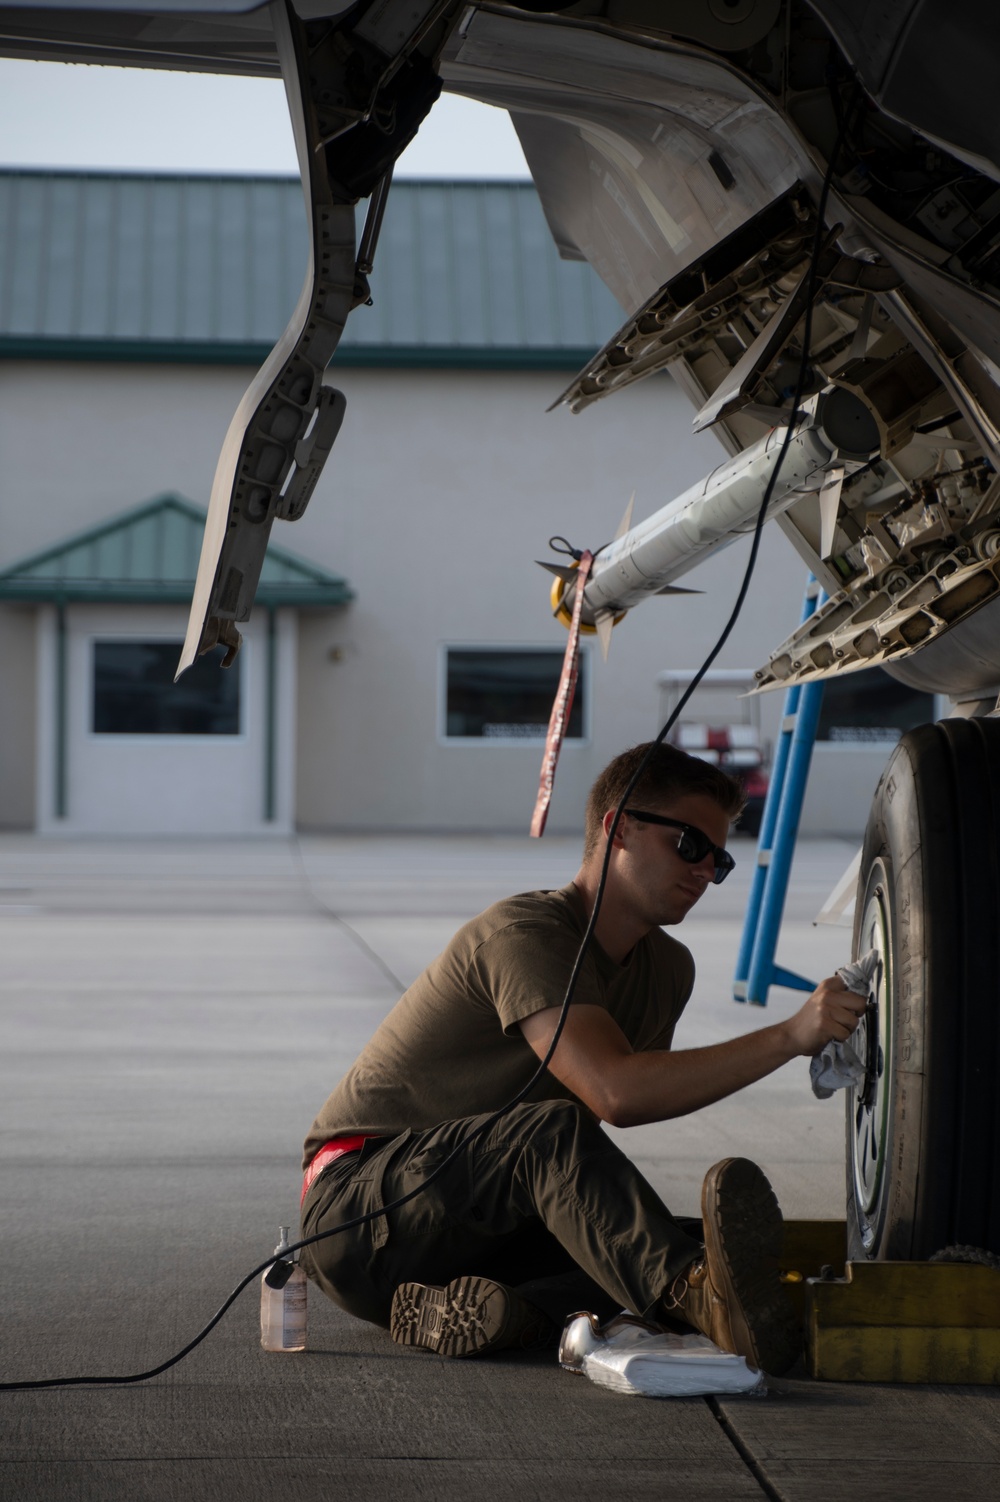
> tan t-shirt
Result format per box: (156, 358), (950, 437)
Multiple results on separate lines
(302, 883), (695, 1166)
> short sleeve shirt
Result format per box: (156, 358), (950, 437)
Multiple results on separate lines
(303, 883), (695, 1165)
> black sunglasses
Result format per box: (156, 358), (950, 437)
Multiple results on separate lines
(624, 810), (736, 884)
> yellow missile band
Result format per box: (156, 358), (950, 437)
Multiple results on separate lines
(549, 566), (624, 635)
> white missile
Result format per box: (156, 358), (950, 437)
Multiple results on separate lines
(548, 387), (879, 641)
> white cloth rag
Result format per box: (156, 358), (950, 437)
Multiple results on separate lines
(559, 1314), (766, 1398)
(808, 948), (879, 1099)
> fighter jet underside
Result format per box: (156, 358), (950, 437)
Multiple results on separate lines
(4, 0), (1000, 705)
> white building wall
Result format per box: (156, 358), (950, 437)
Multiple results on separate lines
(0, 357), (894, 837)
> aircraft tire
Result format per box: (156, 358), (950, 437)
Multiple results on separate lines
(845, 719), (1000, 1260)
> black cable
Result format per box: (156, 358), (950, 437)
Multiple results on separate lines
(0, 135), (845, 1395)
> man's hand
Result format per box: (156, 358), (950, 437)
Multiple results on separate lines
(782, 974), (868, 1057)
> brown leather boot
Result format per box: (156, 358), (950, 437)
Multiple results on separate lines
(663, 1157), (800, 1375)
(390, 1276), (557, 1358)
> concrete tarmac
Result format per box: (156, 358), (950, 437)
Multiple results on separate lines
(1, 832), (997, 1501)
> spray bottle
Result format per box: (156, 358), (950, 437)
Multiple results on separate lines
(260, 1224), (307, 1352)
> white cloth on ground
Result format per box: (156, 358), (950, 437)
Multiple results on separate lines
(808, 948), (879, 1099)
(558, 1313), (766, 1398)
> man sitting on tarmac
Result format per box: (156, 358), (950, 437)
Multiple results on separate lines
(299, 741), (864, 1374)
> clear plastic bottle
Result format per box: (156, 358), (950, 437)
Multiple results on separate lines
(260, 1224), (307, 1352)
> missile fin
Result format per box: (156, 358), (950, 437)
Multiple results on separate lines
(818, 466), (845, 559)
(655, 585), (702, 595)
(740, 402), (806, 428)
(613, 492), (635, 541)
(536, 560), (579, 583)
(595, 610), (616, 661)
(848, 293), (875, 361)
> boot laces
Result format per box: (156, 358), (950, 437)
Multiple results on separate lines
(662, 1253), (706, 1312)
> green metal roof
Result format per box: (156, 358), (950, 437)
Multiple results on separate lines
(0, 170), (622, 367)
(0, 494), (353, 607)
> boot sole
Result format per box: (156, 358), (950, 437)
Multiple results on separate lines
(702, 1157), (800, 1376)
(390, 1276), (516, 1359)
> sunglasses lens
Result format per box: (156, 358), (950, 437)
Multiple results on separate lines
(712, 851), (736, 885)
(675, 829), (704, 864)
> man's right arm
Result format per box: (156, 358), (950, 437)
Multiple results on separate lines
(518, 977), (866, 1128)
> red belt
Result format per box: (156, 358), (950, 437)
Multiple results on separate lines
(301, 1134), (371, 1205)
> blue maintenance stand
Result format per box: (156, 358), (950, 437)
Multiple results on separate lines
(733, 577), (826, 1007)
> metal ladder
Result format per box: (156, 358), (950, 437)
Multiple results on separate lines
(733, 577), (826, 1006)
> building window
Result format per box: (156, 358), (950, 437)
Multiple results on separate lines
(444, 648), (586, 741)
(815, 667), (934, 745)
(92, 640), (240, 736)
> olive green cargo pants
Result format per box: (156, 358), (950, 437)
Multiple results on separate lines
(300, 1100), (704, 1328)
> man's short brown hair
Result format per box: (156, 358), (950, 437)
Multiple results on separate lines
(583, 741), (746, 856)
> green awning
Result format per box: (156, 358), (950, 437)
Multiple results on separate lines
(0, 494), (353, 608)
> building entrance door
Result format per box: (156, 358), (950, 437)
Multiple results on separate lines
(37, 605), (294, 835)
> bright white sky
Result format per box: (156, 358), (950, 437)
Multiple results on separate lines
(0, 58), (531, 177)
